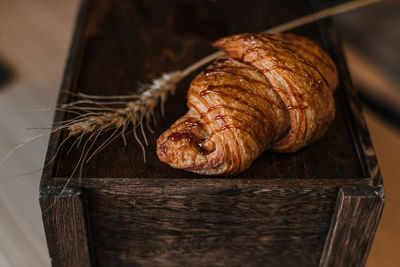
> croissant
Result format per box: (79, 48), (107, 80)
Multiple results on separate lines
(156, 33), (338, 175)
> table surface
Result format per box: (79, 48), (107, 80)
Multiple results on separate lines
(0, 0), (398, 267)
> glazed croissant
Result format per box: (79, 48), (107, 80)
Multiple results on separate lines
(157, 33), (338, 175)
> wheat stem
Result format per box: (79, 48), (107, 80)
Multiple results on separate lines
(179, 0), (379, 78)
(77, 92), (140, 99)
(181, 51), (224, 76)
(266, 0), (379, 34)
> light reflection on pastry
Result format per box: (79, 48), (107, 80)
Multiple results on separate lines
(157, 33), (338, 175)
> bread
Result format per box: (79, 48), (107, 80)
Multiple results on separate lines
(157, 33), (338, 175)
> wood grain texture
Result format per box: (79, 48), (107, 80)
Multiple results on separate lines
(51, 177), (373, 191)
(39, 187), (92, 267)
(41, 179), (379, 266)
(319, 187), (385, 267)
(86, 183), (337, 267)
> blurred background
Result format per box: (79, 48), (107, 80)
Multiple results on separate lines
(0, 0), (398, 266)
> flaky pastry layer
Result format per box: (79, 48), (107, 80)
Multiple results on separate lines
(157, 33), (338, 175)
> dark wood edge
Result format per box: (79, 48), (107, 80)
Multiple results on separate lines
(319, 186), (385, 267)
(330, 31), (382, 186)
(40, 0), (91, 189)
(47, 177), (372, 194)
(40, 187), (93, 267)
(312, 1), (382, 186)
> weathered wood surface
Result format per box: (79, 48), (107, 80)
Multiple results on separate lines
(40, 187), (92, 267)
(42, 179), (381, 266)
(87, 183), (338, 266)
(51, 177), (373, 190)
(319, 187), (384, 267)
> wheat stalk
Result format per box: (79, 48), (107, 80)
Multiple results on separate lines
(177, 0), (380, 77)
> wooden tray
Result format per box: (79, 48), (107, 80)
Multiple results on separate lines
(40, 0), (384, 266)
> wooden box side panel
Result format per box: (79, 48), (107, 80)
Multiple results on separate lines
(83, 181), (338, 266)
(40, 187), (93, 267)
(320, 187), (385, 267)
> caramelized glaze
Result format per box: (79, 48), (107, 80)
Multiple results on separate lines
(156, 33), (338, 175)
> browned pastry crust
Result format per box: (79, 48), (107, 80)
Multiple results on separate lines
(157, 33), (338, 175)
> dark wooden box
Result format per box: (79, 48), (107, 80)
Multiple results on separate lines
(39, 0), (384, 266)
